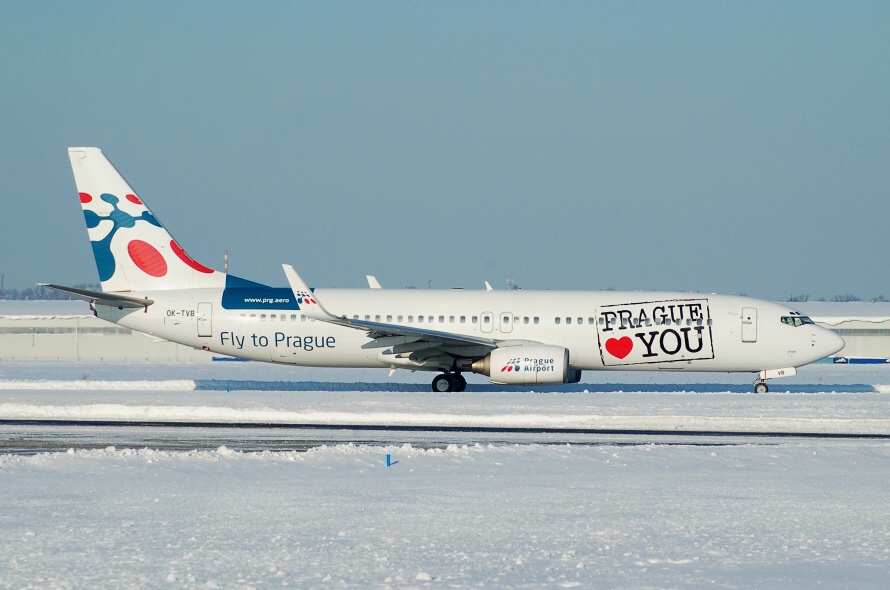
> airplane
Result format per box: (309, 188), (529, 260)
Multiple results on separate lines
(44, 147), (845, 394)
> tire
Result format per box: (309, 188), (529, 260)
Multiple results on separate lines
(454, 374), (467, 392)
(432, 374), (454, 393)
(754, 383), (768, 394)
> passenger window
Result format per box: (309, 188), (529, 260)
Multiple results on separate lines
(577, 317), (583, 325)
(524, 317), (530, 324)
(375, 315), (380, 322)
(364, 315), (370, 321)
(460, 316), (466, 323)
(429, 316), (434, 323)
(271, 314), (276, 320)
(439, 316), (445, 323)
(353, 315), (359, 320)
(566, 317), (572, 325)
(397, 315), (403, 322)
(472, 316), (478, 323)
(408, 315), (414, 323)
(418, 316), (424, 323)
(555, 317), (561, 325)
(534, 317), (539, 324)
(483, 316), (490, 324)
(588, 318), (594, 325)
(260, 314), (266, 321)
(387, 315), (393, 322)
(449, 316), (455, 323)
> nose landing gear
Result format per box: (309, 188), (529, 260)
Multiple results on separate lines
(752, 367), (797, 393)
(431, 373), (467, 393)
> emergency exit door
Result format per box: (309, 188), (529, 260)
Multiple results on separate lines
(197, 302), (212, 337)
(500, 312), (514, 333)
(741, 307), (757, 342)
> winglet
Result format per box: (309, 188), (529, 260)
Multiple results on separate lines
(282, 264), (336, 321)
(366, 275), (382, 289)
(485, 281), (494, 291)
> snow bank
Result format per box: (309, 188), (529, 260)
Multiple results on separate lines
(2, 401), (888, 434)
(0, 379), (196, 390)
(0, 377), (880, 393)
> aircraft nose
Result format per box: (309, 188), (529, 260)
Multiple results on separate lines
(815, 327), (845, 360)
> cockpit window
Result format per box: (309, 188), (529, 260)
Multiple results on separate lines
(781, 315), (815, 327)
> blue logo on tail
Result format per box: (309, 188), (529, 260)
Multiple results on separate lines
(83, 194), (162, 281)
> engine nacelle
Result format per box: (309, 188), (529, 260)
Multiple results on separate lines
(471, 345), (577, 385)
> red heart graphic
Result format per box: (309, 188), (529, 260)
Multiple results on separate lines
(605, 336), (633, 359)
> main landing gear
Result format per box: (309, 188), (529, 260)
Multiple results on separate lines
(753, 378), (769, 394)
(432, 373), (467, 393)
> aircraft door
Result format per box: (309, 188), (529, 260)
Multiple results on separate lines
(499, 312), (513, 334)
(480, 312), (494, 333)
(197, 302), (212, 337)
(741, 307), (757, 342)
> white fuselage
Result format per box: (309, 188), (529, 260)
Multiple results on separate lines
(98, 288), (843, 374)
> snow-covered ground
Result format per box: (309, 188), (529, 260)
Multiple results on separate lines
(1, 362), (889, 588)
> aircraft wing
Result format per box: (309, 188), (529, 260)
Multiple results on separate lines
(283, 264), (504, 368)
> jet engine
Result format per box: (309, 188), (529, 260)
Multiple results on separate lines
(471, 345), (581, 385)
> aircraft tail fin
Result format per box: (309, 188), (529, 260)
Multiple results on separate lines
(68, 147), (225, 292)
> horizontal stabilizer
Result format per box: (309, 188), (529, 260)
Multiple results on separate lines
(39, 284), (153, 308)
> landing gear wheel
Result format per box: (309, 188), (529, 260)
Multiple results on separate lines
(432, 374), (455, 393)
(454, 374), (467, 392)
(754, 382), (769, 394)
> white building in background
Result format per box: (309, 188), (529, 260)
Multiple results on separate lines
(793, 302), (890, 363)
(0, 300), (888, 364)
(0, 301), (210, 362)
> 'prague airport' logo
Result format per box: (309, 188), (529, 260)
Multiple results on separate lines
(501, 358), (521, 372)
(294, 290), (317, 305)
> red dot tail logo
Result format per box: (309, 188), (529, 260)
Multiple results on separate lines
(127, 240), (167, 278)
(170, 240), (215, 274)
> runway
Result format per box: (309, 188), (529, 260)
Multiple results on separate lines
(3, 420), (889, 455)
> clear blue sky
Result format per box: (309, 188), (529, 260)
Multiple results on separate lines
(1, 2), (887, 300)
